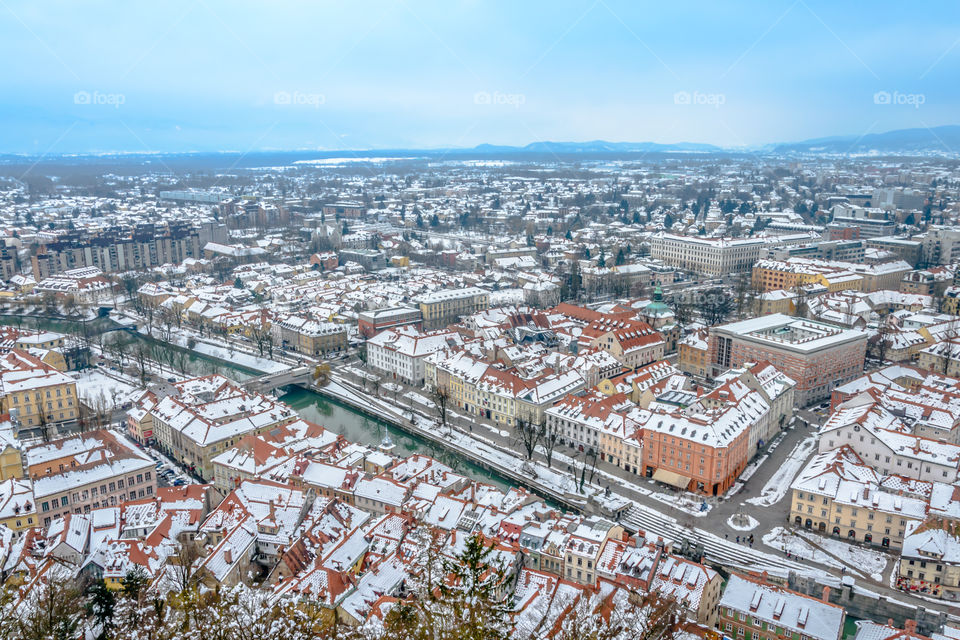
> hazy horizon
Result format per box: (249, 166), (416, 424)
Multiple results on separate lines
(2, 0), (958, 154)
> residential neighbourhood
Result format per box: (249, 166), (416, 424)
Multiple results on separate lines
(3, 3), (960, 635)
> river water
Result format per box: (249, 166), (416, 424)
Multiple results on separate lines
(1, 313), (506, 488)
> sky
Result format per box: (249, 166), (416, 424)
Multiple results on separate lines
(1, 0), (958, 154)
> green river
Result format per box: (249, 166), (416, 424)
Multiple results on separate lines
(0, 313), (506, 488)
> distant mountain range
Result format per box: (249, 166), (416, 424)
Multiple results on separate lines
(1, 126), (958, 169)
(470, 140), (723, 154)
(469, 126), (960, 156)
(773, 125), (960, 154)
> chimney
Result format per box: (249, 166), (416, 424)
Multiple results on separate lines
(822, 586), (831, 603)
(224, 548), (233, 565)
(905, 620), (918, 633)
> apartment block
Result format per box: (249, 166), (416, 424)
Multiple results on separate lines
(709, 314), (867, 406)
(415, 287), (490, 330)
(26, 430), (156, 528)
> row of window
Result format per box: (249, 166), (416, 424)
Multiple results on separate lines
(40, 471), (152, 512)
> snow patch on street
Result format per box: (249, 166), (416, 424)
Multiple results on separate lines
(73, 370), (139, 409)
(746, 435), (817, 507)
(762, 527), (846, 571)
(796, 530), (887, 581)
(648, 491), (711, 517)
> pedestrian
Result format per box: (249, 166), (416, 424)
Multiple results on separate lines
(725, 533), (728, 540)
(736, 536), (740, 543)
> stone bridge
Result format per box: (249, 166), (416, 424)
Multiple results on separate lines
(242, 365), (313, 394)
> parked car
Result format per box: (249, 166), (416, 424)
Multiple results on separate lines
(173, 479), (186, 486)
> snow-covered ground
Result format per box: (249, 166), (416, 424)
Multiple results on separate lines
(324, 377), (612, 506)
(137, 325), (290, 374)
(796, 530), (888, 581)
(727, 514), (759, 531)
(344, 365), (379, 381)
(648, 491), (711, 517)
(762, 527), (846, 571)
(189, 340), (289, 374)
(73, 370), (139, 409)
(739, 430), (787, 484)
(404, 391), (436, 409)
(746, 435), (817, 507)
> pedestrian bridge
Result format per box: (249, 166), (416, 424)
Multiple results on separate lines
(243, 365), (313, 394)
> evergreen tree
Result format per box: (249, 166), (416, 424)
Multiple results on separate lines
(86, 579), (116, 639)
(436, 533), (512, 640)
(569, 260), (582, 301)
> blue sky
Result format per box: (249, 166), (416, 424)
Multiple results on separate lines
(1, 0), (958, 153)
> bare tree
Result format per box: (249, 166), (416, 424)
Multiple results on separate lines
(169, 541), (200, 593)
(733, 273), (753, 319)
(514, 415), (547, 461)
(792, 282), (809, 319)
(872, 320), (893, 363)
(669, 297), (694, 326)
(15, 575), (84, 640)
(41, 291), (57, 315)
(61, 294), (78, 317)
(542, 419), (561, 468)
(142, 304), (156, 338)
(174, 350), (190, 375)
(433, 385), (450, 430)
(250, 325), (272, 357)
(701, 287), (734, 326)
(134, 344), (150, 387)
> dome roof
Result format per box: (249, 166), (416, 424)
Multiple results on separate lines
(644, 285), (672, 317)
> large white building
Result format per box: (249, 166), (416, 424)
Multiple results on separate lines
(819, 396), (960, 483)
(649, 232), (821, 275)
(366, 326), (461, 386)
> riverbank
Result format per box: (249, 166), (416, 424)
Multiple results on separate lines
(314, 373), (628, 516)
